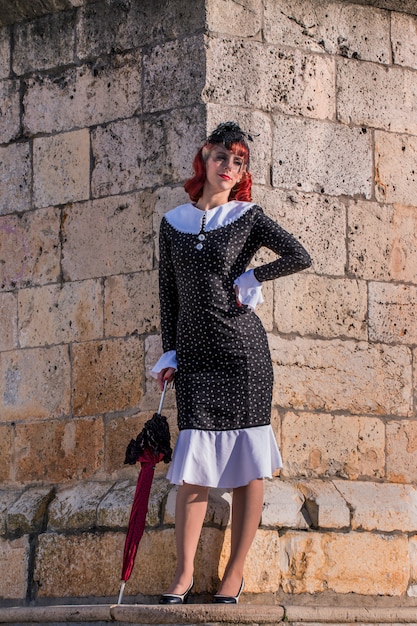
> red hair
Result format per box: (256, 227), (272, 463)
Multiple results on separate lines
(184, 142), (252, 203)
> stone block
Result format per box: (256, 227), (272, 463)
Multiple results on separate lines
(97, 480), (136, 529)
(274, 274), (367, 340)
(254, 188), (346, 277)
(280, 531), (409, 595)
(264, 0), (390, 64)
(206, 0), (262, 36)
(334, 481), (417, 532)
(348, 201), (417, 282)
(61, 192), (154, 282)
(369, 283), (417, 345)
(270, 335), (412, 417)
(0, 207), (60, 291)
(0, 489), (20, 534)
(33, 129), (90, 208)
(338, 59), (417, 135)
(409, 535), (417, 590)
(296, 479), (350, 529)
(206, 106), (273, 186)
(24, 52), (141, 135)
(7, 487), (54, 534)
(13, 10), (75, 74)
(0, 79), (20, 143)
(392, 13), (417, 69)
(0, 292), (17, 351)
(76, 0), (205, 60)
(387, 419), (417, 483)
(0, 425), (13, 483)
(218, 528), (280, 593)
(72, 337), (144, 417)
(0, 536), (29, 599)
(261, 478), (308, 529)
(0, 28), (9, 79)
(48, 482), (112, 531)
(0, 345), (70, 421)
(91, 107), (205, 197)
(104, 271), (159, 338)
(164, 486), (232, 528)
(15, 416), (104, 483)
(0, 142), (31, 215)
(205, 39), (335, 121)
(281, 412), (385, 480)
(375, 130), (417, 206)
(18, 279), (103, 348)
(272, 115), (372, 198)
(143, 36), (205, 113)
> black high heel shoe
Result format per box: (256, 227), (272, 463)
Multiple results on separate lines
(213, 578), (244, 604)
(159, 578), (194, 604)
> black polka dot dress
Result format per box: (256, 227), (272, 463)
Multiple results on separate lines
(157, 201), (311, 488)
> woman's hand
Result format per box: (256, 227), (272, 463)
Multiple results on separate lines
(157, 367), (176, 391)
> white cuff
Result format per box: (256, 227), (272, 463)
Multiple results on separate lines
(234, 269), (264, 311)
(151, 350), (178, 379)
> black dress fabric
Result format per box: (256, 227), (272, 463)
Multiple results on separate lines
(159, 202), (311, 432)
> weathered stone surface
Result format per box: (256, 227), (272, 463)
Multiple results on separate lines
(0, 489), (19, 534)
(392, 12), (417, 69)
(262, 479), (307, 529)
(280, 531), (410, 595)
(143, 36), (205, 113)
(18, 279), (103, 347)
(0, 27), (9, 79)
(205, 39), (335, 120)
(15, 416), (104, 483)
(0, 424), (12, 483)
(0, 536), (29, 599)
(61, 192), (154, 282)
(97, 480), (136, 529)
(0, 141), (31, 216)
(296, 480), (351, 529)
(338, 59), (417, 135)
(348, 201), (417, 283)
(7, 487), (53, 534)
(0, 291), (17, 351)
(334, 481), (417, 532)
(264, 0), (390, 64)
(0, 345), (70, 421)
(104, 271), (159, 338)
(91, 107), (205, 197)
(281, 412), (385, 480)
(72, 337), (144, 417)
(33, 129), (90, 208)
(254, 188), (346, 277)
(369, 282), (417, 345)
(13, 10), (75, 74)
(48, 482), (112, 531)
(76, 0), (205, 60)
(387, 419), (417, 483)
(375, 130), (417, 205)
(206, 0), (262, 36)
(274, 274), (367, 340)
(272, 115), (372, 198)
(270, 335), (412, 417)
(24, 52), (141, 135)
(0, 207), (60, 291)
(0, 78), (20, 143)
(409, 535), (417, 593)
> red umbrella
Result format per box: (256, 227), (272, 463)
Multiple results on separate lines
(118, 381), (172, 603)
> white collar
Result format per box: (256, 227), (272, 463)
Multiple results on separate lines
(163, 201), (255, 234)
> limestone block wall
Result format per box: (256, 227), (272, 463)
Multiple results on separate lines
(0, 0), (416, 604)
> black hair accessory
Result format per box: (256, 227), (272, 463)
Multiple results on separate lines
(207, 121), (253, 148)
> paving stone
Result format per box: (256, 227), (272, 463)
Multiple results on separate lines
(375, 130), (417, 205)
(0, 141), (31, 216)
(392, 12), (417, 69)
(0, 536), (29, 599)
(7, 487), (54, 534)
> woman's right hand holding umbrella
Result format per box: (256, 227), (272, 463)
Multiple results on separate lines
(157, 367), (175, 391)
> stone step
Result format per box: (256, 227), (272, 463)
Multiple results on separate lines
(0, 603), (417, 625)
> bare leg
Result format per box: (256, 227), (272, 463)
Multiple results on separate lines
(217, 478), (264, 596)
(164, 482), (209, 594)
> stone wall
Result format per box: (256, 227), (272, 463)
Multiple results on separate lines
(0, 0), (416, 605)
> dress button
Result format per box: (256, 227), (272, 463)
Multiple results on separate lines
(196, 243), (203, 250)
(198, 234), (205, 241)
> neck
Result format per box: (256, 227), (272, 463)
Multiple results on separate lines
(195, 189), (230, 211)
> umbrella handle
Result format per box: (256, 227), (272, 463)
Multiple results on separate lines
(118, 581), (126, 604)
(158, 379), (168, 414)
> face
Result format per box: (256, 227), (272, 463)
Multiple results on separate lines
(204, 145), (246, 194)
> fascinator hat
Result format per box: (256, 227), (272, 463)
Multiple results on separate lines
(205, 121), (253, 166)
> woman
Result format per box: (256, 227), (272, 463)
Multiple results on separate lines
(152, 122), (311, 604)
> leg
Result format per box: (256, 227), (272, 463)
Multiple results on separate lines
(217, 478), (264, 596)
(165, 482), (209, 594)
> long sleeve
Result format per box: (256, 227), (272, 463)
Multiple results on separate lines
(250, 209), (312, 282)
(159, 219), (179, 352)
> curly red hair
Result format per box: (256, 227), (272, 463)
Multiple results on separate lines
(184, 142), (252, 203)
